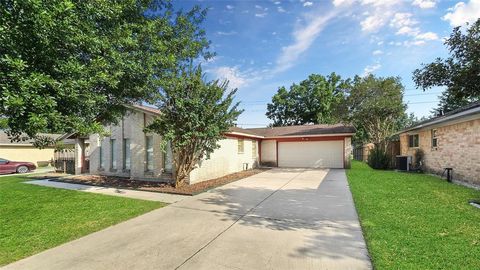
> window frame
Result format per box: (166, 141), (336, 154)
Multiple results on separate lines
(251, 140), (257, 159)
(408, 134), (419, 148)
(99, 141), (104, 169)
(237, 139), (244, 154)
(145, 135), (154, 172)
(431, 129), (438, 148)
(123, 138), (131, 171)
(110, 139), (117, 170)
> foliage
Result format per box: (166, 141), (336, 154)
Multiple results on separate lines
(347, 161), (480, 269)
(414, 148), (425, 169)
(0, 0), (211, 144)
(266, 73), (347, 126)
(367, 147), (390, 169)
(413, 19), (480, 114)
(0, 175), (163, 266)
(146, 66), (242, 187)
(345, 75), (406, 147)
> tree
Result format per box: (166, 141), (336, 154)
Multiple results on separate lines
(413, 19), (480, 113)
(266, 73), (347, 126)
(0, 0), (211, 144)
(146, 66), (242, 187)
(345, 75), (406, 150)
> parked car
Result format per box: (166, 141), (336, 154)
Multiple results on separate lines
(0, 158), (36, 174)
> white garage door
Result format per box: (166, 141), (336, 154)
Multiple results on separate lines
(278, 140), (344, 168)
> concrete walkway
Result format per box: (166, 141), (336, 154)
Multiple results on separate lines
(24, 180), (187, 203)
(3, 168), (371, 270)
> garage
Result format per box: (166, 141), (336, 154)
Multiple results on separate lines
(277, 140), (344, 168)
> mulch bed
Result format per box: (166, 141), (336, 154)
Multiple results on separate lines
(47, 168), (269, 196)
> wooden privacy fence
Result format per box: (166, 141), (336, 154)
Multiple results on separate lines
(353, 141), (400, 168)
(54, 149), (75, 174)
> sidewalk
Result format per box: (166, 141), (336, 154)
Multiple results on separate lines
(24, 180), (188, 203)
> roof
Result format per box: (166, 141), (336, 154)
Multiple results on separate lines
(400, 101), (480, 133)
(228, 124), (356, 138)
(130, 104), (161, 115)
(0, 131), (62, 145)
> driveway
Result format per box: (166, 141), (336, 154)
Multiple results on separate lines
(2, 168), (371, 270)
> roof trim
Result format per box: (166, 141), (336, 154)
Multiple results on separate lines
(400, 105), (480, 133)
(263, 133), (354, 139)
(225, 131), (264, 139)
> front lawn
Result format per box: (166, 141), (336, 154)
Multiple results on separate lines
(0, 175), (165, 266)
(347, 161), (480, 269)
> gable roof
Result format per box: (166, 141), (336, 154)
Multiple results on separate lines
(228, 124), (355, 139)
(400, 101), (480, 133)
(129, 104), (161, 115)
(0, 131), (62, 146)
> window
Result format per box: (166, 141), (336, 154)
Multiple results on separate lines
(252, 141), (257, 158)
(431, 129), (438, 148)
(408, 134), (419, 148)
(0, 158), (8, 165)
(238, 139), (244, 154)
(110, 139), (117, 170)
(146, 136), (154, 172)
(99, 142), (104, 169)
(123, 138), (131, 170)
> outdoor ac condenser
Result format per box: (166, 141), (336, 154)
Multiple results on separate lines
(396, 156), (412, 171)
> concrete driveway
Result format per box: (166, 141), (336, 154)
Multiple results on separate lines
(2, 168), (371, 270)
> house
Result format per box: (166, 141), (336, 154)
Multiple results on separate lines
(69, 105), (355, 184)
(398, 101), (480, 186)
(0, 131), (60, 166)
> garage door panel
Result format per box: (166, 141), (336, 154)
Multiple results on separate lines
(278, 141), (343, 168)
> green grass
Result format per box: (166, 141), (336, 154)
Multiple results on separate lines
(347, 161), (480, 270)
(0, 175), (165, 266)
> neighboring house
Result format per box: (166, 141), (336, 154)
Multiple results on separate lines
(0, 131), (60, 166)
(398, 101), (480, 186)
(69, 105), (355, 184)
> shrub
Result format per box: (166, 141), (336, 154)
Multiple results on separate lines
(367, 147), (390, 169)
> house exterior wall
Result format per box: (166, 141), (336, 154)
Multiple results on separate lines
(344, 137), (352, 169)
(260, 139), (277, 166)
(189, 137), (259, 184)
(89, 110), (168, 181)
(400, 118), (480, 186)
(0, 146), (54, 166)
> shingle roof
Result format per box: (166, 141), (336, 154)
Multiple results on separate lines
(229, 124), (355, 138)
(0, 131), (62, 145)
(401, 100), (480, 132)
(131, 104), (161, 115)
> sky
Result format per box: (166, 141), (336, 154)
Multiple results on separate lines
(176, 0), (480, 128)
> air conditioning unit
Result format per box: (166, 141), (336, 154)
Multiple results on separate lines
(396, 155), (412, 171)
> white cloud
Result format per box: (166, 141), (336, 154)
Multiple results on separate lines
(303, 1), (313, 7)
(277, 6), (286, 12)
(412, 0), (436, 9)
(443, 0), (480, 27)
(396, 26), (420, 36)
(272, 31), (277, 35)
(226, 5), (234, 10)
(415, 31), (438, 40)
(210, 66), (248, 89)
(332, 0), (356, 6)
(275, 11), (337, 72)
(255, 13), (267, 18)
(361, 0), (403, 7)
(361, 14), (388, 32)
(255, 5), (263, 9)
(217, 31), (238, 36)
(274, 1), (281, 4)
(363, 63), (381, 76)
(372, 50), (383, 55)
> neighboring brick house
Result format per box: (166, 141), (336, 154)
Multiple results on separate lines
(398, 101), (480, 186)
(67, 105), (355, 185)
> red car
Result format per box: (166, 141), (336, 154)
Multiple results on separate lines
(0, 158), (36, 174)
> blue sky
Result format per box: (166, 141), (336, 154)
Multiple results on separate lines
(177, 0), (480, 127)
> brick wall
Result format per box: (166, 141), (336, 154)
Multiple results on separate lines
(400, 118), (480, 186)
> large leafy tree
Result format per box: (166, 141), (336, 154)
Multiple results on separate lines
(345, 75), (406, 149)
(146, 66), (242, 187)
(266, 73), (347, 126)
(413, 19), (480, 114)
(0, 0), (210, 143)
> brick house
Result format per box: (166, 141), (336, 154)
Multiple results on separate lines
(398, 101), (480, 186)
(66, 105), (355, 185)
